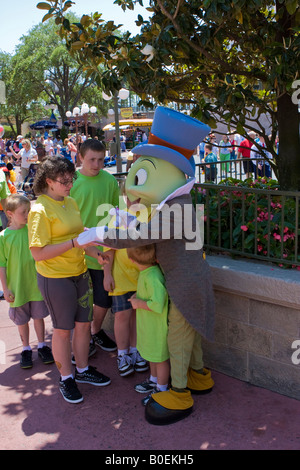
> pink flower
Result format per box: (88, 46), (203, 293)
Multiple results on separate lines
(241, 225), (248, 231)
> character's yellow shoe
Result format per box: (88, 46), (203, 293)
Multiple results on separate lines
(145, 389), (194, 425)
(187, 367), (214, 394)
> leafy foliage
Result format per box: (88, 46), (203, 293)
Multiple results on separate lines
(0, 15), (109, 134)
(37, 0), (300, 189)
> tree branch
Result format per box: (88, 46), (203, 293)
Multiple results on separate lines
(155, 0), (268, 81)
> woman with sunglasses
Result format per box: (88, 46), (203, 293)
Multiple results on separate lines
(28, 156), (111, 404)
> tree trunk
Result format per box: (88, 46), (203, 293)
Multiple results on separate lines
(6, 116), (16, 138)
(276, 92), (300, 190)
(14, 113), (23, 137)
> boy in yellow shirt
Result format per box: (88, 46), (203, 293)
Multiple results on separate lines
(103, 247), (149, 377)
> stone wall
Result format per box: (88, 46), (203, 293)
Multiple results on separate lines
(204, 255), (300, 400)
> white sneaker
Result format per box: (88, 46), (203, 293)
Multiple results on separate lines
(135, 378), (157, 393)
(117, 354), (134, 377)
(130, 350), (149, 372)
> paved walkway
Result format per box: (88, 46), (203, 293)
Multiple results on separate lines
(0, 297), (300, 451)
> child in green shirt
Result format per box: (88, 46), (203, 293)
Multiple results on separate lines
(0, 194), (54, 369)
(70, 139), (119, 353)
(127, 244), (170, 406)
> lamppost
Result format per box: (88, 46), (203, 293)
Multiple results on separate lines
(80, 103), (97, 138)
(66, 104), (97, 149)
(66, 107), (80, 153)
(103, 88), (129, 172)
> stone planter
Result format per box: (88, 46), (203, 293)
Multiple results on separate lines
(204, 255), (300, 400)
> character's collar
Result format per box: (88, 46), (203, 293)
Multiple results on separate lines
(156, 177), (196, 211)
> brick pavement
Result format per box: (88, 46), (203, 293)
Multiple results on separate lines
(0, 298), (300, 451)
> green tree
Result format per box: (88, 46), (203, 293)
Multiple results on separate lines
(0, 15), (108, 135)
(37, 0), (300, 190)
(0, 51), (44, 136)
(12, 16), (104, 122)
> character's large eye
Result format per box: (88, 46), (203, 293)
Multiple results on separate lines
(134, 168), (148, 186)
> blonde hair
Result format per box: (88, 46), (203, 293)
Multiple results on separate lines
(22, 139), (31, 148)
(5, 194), (30, 213)
(127, 244), (157, 266)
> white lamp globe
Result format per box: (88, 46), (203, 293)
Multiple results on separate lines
(81, 103), (89, 114)
(118, 88), (129, 100)
(73, 107), (80, 116)
(102, 91), (113, 101)
(90, 106), (97, 114)
(108, 108), (114, 116)
(66, 111), (72, 118)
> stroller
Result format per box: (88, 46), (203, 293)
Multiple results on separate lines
(18, 163), (39, 200)
(104, 155), (116, 167)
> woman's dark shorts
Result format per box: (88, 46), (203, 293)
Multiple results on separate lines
(37, 271), (93, 330)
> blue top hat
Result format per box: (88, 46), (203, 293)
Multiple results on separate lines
(131, 106), (210, 176)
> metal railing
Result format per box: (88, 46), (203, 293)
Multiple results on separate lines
(112, 158), (276, 184)
(195, 157), (276, 184)
(193, 183), (300, 267)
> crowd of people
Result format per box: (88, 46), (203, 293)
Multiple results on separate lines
(199, 130), (278, 182)
(0, 136), (171, 407)
(0, 131), (93, 169)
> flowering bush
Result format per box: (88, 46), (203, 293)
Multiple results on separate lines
(192, 177), (300, 268)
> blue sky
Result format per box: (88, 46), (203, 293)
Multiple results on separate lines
(0, 0), (150, 54)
